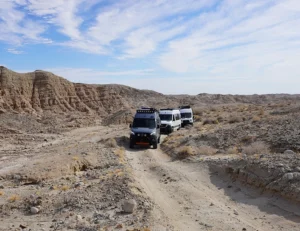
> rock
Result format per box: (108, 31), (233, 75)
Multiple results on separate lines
(74, 182), (84, 188)
(116, 224), (123, 229)
(122, 199), (137, 213)
(284, 150), (295, 155)
(233, 209), (239, 215)
(76, 215), (82, 220)
(19, 224), (27, 229)
(30, 206), (39, 214)
(0, 185), (4, 189)
(14, 174), (21, 180)
(283, 173), (294, 181)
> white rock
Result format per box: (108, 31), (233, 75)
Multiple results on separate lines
(122, 199), (137, 213)
(284, 150), (295, 155)
(30, 207), (39, 214)
(76, 215), (82, 220)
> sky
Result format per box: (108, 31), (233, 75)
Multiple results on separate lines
(0, 0), (300, 95)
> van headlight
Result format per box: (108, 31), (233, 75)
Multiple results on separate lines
(150, 132), (156, 136)
(130, 131), (135, 135)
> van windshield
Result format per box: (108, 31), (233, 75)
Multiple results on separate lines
(159, 114), (172, 121)
(132, 118), (156, 129)
(181, 113), (192, 118)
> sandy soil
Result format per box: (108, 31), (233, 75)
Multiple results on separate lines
(0, 126), (300, 230)
(126, 137), (300, 231)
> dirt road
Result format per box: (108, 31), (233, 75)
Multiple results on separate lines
(1, 126), (300, 230)
(126, 136), (300, 231)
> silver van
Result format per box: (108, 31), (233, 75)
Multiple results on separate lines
(129, 108), (161, 149)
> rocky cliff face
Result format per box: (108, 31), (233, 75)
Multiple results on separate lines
(0, 67), (166, 116)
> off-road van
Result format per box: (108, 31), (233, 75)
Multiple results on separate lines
(129, 108), (161, 149)
(179, 105), (194, 126)
(159, 108), (181, 133)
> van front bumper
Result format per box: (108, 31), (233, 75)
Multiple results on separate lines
(130, 134), (157, 145)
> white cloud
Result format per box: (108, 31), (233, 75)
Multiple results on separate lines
(7, 48), (24, 54)
(159, 0), (300, 81)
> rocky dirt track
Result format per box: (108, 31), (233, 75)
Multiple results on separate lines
(0, 124), (300, 230)
(127, 141), (300, 231)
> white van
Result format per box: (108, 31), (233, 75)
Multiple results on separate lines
(179, 106), (194, 126)
(159, 108), (181, 133)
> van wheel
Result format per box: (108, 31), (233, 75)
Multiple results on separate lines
(129, 141), (134, 149)
(153, 140), (158, 149)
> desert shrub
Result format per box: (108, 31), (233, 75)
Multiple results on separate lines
(193, 115), (202, 122)
(229, 114), (243, 123)
(193, 108), (204, 116)
(177, 146), (194, 159)
(252, 116), (261, 122)
(241, 135), (256, 144)
(203, 118), (218, 125)
(258, 108), (265, 116)
(242, 141), (269, 155)
(217, 116), (224, 123)
(106, 138), (117, 148)
(227, 146), (239, 154)
(8, 195), (20, 202)
(210, 106), (217, 112)
(198, 145), (217, 155)
(60, 185), (70, 191)
(115, 147), (125, 163)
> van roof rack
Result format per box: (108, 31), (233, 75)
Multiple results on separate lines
(179, 105), (191, 109)
(136, 107), (158, 113)
(160, 108), (177, 111)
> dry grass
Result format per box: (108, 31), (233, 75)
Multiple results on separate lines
(193, 115), (202, 122)
(8, 194), (20, 202)
(60, 185), (70, 191)
(177, 146), (194, 159)
(197, 145), (217, 155)
(229, 114), (243, 123)
(242, 141), (269, 155)
(252, 116), (261, 122)
(0, 191), (4, 196)
(241, 135), (257, 144)
(226, 146), (239, 154)
(203, 118), (218, 125)
(193, 108), (204, 116)
(258, 108), (265, 116)
(106, 138), (118, 148)
(72, 156), (79, 161)
(115, 147), (125, 163)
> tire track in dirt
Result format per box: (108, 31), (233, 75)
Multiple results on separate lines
(126, 140), (300, 231)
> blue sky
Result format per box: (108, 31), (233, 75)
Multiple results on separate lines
(0, 0), (300, 95)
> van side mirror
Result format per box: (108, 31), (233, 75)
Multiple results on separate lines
(129, 124), (132, 128)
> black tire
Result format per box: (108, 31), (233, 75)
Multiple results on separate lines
(153, 140), (158, 149)
(129, 141), (134, 149)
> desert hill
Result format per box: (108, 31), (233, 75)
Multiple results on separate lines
(1, 66), (299, 118)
